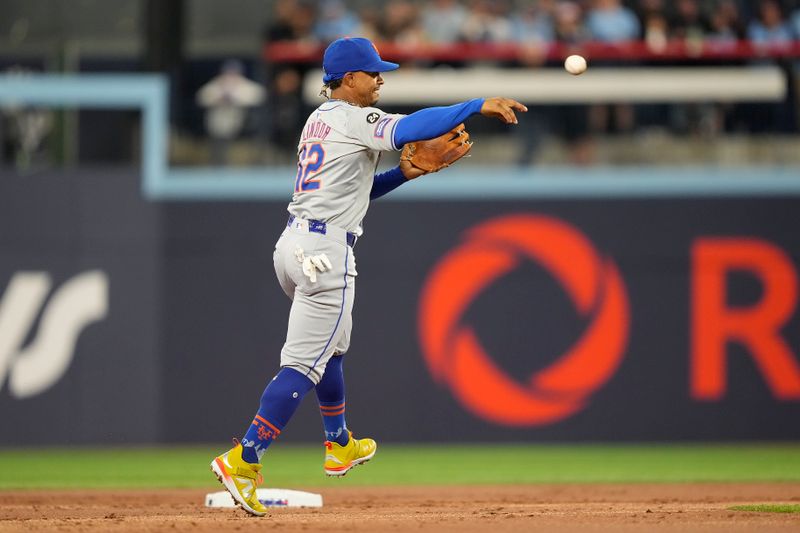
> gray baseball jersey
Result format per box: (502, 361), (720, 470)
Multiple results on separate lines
(287, 100), (405, 235)
(275, 100), (405, 383)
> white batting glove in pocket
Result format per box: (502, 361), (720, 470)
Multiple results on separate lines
(295, 245), (332, 283)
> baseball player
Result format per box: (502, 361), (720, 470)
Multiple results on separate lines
(211, 37), (527, 516)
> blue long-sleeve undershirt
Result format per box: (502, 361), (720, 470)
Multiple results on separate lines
(370, 166), (406, 200)
(392, 98), (484, 148)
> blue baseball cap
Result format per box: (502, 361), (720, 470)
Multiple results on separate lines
(322, 37), (399, 84)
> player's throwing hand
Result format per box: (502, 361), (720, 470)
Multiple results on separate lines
(480, 97), (528, 125)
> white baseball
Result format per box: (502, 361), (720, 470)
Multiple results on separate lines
(564, 55), (587, 75)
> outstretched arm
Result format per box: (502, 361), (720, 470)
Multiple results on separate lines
(393, 99), (483, 147)
(376, 97), (529, 194)
(392, 97), (528, 147)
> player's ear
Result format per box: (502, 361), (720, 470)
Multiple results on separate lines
(343, 72), (355, 88)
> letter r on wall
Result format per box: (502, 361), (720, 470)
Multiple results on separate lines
(691, 238), (800, 400)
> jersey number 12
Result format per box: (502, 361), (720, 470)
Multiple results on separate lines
(295, 143), (325, 192)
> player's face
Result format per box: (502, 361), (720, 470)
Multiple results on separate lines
(351, 71), (384, 106)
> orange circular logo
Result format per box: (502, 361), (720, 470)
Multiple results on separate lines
(418, 214), (630, 426)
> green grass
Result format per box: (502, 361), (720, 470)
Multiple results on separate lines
(730, 504), (800, 513)
(1, 443), (799, 490)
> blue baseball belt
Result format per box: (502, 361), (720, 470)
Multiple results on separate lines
(287, 215), (357, 248)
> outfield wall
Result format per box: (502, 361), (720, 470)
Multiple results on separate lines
(1, 169), (800, 445)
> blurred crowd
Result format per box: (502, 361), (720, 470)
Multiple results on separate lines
(189, 0), (800, 165)
(264, 0), (800, 51)
(250, 0), (800, 165)
(5, 0), (800, 169)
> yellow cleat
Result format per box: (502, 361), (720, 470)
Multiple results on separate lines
(210, 442), (268, 516)
(323, 431), (377, 477)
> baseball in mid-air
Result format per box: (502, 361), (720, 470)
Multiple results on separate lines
(564, 55), (587, 75)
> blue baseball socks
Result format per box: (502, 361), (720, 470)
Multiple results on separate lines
(316, 354), (350, 446)
(240, 367), (314, 464)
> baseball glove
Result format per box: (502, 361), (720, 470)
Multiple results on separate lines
(400, 123), (472, 175)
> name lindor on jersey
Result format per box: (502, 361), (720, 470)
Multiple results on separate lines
(301, 119), (332, 142)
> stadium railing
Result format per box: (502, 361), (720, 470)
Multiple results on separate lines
(264, 39), (800, 63)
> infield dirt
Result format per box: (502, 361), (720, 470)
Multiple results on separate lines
(1, 484), (799, 532)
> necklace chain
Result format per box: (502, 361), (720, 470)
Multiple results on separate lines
(330, 98), (359, 107)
